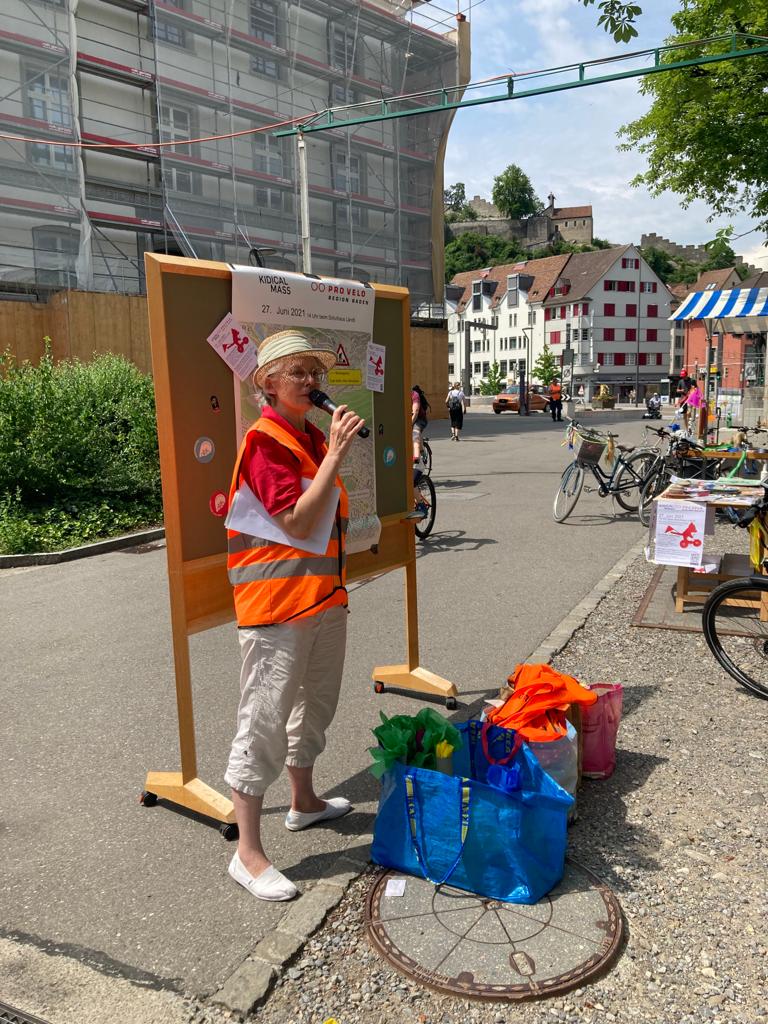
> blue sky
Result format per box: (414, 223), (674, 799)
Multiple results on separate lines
(426, 0), (768, 269)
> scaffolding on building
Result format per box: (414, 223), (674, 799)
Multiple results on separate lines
(0, 0), (467, 304)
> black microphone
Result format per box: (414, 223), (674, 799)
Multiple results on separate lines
(309, 388), (370, 438)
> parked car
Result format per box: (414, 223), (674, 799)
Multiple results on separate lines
(493, 385), (550, 414)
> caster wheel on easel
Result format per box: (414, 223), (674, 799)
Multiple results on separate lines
(445, 697), (457, 710)
(139, 790), (158, 807)
(373, 681), (386, 695)
(219, 822), (239, 841)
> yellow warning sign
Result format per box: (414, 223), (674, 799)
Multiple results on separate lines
(328, 368), (363, 386)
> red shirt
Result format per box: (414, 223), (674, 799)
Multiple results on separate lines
(242, 406), (327, 517)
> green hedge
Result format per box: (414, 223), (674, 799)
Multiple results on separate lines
(0, 347), (162, 554)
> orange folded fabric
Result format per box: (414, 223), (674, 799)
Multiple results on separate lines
(486, 663), (597, 742)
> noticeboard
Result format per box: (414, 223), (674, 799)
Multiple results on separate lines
(141, 255), (455, 826)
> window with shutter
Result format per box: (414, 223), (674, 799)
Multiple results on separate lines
(604, 303), (615, 316)
(647, 304), (658, 317)
(626, 328), (636, 342)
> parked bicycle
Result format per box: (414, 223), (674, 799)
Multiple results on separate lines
(552, 420), (658, 523)
(702, 487), (768, 699)
(638, 425), (768, 527)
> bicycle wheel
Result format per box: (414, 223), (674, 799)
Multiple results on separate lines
(613, 450), (658, 512)
(702, 577), (768, 699)
(553, 463), (584, 523)
(638, 466), (669, 527)
(414, 474), (436, 539)
(420, 440), (432, 476)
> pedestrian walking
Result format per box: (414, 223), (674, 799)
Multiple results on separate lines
(445, 381), (466, 440)
(548, 378), (563, 422)
(224, 330), (364, 902)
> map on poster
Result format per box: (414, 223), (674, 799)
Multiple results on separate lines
(230, 267), (381, 554)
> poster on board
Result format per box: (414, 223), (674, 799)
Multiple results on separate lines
(230, 266), (381, 554)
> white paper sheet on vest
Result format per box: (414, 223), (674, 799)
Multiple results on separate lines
(226, 477), (341, 557)
(231, 266), (381, 555)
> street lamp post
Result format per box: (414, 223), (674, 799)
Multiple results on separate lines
(521, 325), (532, 415)
(462, 317), (498, 396)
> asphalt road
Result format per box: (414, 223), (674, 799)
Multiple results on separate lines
(0, 407), (653, 999)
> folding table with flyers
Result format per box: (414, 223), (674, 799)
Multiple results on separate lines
(647, 479), (768, 618)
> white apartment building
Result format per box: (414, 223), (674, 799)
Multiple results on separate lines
(0, 0), (468, 301)
(447, 245), (673, 400)
(445, 254), (569, 391)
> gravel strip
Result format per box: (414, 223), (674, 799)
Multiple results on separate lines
(241, 524), (768, 1024)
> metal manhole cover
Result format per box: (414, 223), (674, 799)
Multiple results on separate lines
(365, 859), (623, 1002)
(0, 1002), (52, 1024)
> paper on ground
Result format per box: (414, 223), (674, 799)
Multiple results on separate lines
(385, 878), (407, 897)
(225, 477), (340, 555)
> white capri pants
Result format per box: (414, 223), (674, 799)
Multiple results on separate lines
(224, 604), (347, 798)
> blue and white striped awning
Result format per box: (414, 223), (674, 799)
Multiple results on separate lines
(670, 286), (768, 334)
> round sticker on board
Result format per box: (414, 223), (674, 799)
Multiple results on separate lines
(383, 446), (396, 467)
(209, 491), (228, 517)
(194, 437), (216, 463)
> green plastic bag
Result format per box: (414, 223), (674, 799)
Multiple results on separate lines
(368, 708), (462, 779)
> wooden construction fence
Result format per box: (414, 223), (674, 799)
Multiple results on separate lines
(0, 291), (447, 416)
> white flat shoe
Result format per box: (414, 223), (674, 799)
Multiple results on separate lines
(228, 852), (298, 901)
(285, 797), (352, 832)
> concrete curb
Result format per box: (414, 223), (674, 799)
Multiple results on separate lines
(211, 844), (371, 1017)
(0, 528), (165, 568)
(209, 539), (647, 1018)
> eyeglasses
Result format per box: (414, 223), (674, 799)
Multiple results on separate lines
(281, 366), (328, 384)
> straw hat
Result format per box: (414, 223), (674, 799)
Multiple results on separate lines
(254, 330), (337, 387)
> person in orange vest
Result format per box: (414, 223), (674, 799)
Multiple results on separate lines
(549, 378), (563, 422)
(224, 330), (364, 902)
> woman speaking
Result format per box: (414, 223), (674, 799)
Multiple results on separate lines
(224, 330), (364, 901)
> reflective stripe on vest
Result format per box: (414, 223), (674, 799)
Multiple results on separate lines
(228, 554), (346, 585)
(226, 416), (349, 626)
(227, 517), (350, 556)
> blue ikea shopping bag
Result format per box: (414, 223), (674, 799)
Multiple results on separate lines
(371, 720), (573, 903)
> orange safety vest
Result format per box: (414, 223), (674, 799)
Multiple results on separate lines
(549, 383), (562, 401)
(226, 416), (349, 627)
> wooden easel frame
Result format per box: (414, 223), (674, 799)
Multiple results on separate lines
(143, 254), (456, 826)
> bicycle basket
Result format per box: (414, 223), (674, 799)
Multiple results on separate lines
(574, 433), (608, 466)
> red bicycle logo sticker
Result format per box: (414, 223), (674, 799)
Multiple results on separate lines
(664, 522), (702, 548)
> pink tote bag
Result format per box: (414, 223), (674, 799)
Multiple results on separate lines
(581, 683), (623, 779)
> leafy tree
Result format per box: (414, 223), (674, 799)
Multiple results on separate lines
(444, 182), (467, 211)
(445, 206), (477, 224)
(667, 259), (699, 286)
(443, 182), (477, 223)
(444, 232), (524, 280)
(701, 227), (737, 271)
(532, 345), (558, 386)
(619, 0), (768, 235)
(640, 246), (676, 283)
(479, 361), (505, 396)
(580, 0), (642, 42)
(491, 165), (543, 220)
